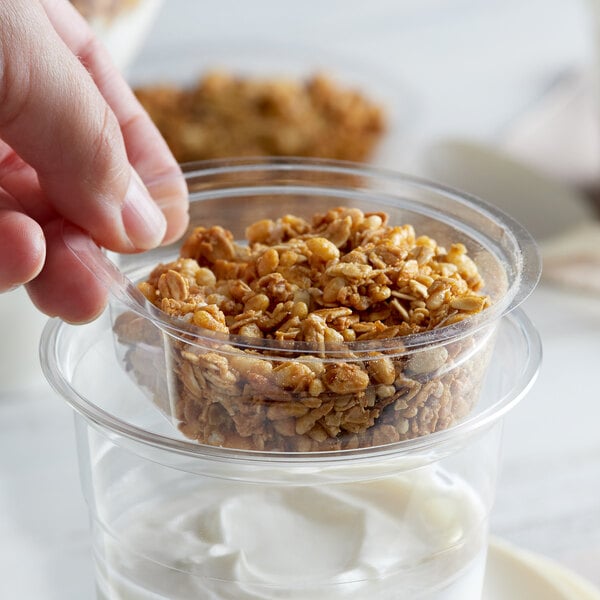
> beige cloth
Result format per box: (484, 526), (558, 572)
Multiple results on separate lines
(502, 69), (600, 295)
(541, 223), (600, 295)
(503, 69), (600, 188)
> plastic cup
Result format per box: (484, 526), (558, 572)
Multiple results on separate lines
(41, 159), (542, 599)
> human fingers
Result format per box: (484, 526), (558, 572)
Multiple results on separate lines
(0, 0), (166, 253)
(0, 140), (55, 225)
(0, 188), (45, 292)
(40, 0), (189, 244)
(0, 143), (107, 319)
(26, 220), (108, 323)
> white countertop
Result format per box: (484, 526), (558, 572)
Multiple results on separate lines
(2, 1), (600, 597)
(494, 285), (600, 584)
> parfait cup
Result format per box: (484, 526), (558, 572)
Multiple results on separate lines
(41, 159), (541, 599)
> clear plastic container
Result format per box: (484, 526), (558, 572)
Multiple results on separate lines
(104, 159), (539, 452)
(41, 307), (540, 600)
(41, 159), (542, 599)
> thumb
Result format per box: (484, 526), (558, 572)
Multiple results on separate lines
(0, 0), (166, 252)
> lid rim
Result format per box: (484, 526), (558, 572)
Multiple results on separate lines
(40, 307), (541, 465)
(133, 157), (541, 352)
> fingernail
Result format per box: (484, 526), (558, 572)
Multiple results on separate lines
(121, 169), (167, 250)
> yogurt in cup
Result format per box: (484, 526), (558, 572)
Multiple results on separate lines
(41, 159), (542, 599)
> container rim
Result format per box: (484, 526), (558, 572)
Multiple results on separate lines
(122, 157), (542, 355)
(40, 307), (542, 465)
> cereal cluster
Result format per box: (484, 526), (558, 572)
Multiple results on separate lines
(118, 207), (493, 451)
(134, 72), (385, 163)
(141, 207), (489, 340)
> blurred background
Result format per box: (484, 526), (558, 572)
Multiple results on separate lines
(99, 0), (600, 238)
(122, 0), (598, 180)
(1, 1), (599, 598)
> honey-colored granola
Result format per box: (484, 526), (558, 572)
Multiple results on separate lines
(71, 0), (141, 22)
(116, 207), (494, 451)
(134, 72), (386, 163)
(143, 207), (489, 338)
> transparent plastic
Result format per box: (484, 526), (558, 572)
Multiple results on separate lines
(41, 307), (541, 599)
(42, 159), (542, 599)
(65, 159), (540, 452)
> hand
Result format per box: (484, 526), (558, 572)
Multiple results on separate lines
(0, 0), (189, 322)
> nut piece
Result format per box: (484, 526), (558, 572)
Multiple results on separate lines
(158, 270), (189, 302)
(323, 364), (370, 394)
(306, 237), (340, 262)
(407, 347), (449, 375)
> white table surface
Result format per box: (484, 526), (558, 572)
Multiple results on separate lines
(2, 1), (600, 597)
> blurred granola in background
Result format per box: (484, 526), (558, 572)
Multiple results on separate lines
(134, 72), (386, 162)
(71, 2), (388, 162)
(71, 0), (141, 22)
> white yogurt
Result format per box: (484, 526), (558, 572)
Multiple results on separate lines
(93, 467), (487, 599)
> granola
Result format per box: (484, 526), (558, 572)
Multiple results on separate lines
(71, 0), (141, 22)
(116, 207), (494, 451)
(134, 72), (386, 163)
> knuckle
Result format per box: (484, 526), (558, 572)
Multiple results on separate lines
(0, 41), (33, 132)
(88, 104), (122, 177)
